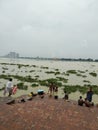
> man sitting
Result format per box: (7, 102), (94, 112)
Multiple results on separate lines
(84, 98), (94, 107)
(78, 96), (84, 106)
(37, 89), (45, 98)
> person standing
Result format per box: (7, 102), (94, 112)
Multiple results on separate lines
(86, 87), (93, 102)
(4, 78), (13, 96)
(48, 83), (54, 97)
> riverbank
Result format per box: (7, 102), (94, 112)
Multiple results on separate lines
(0, 95), (98, 130)
(0, 86), (98, 104)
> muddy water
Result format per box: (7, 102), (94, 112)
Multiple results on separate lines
(0, 58), (98, 103)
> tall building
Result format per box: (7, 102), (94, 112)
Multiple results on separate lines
(5, 52), (19, 58)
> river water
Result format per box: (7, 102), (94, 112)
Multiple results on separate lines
(0, 58), (98, 103)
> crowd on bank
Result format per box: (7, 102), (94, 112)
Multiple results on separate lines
(3, 78), (95, 107)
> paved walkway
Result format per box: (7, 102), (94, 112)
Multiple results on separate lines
(0, 96), (98, 130)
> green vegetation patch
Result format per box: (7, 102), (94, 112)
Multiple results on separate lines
(40, 66), (49, 69)
(2, 71), (5, 73)
(32, 65), (37, 67)
(17, 82), (28, 90)
(29, 70), (35, 72)
(78, 70), (85, 73)
(66, 70), (77, 74)
(82, 75), (87, 78)
(0, 74), (10, 80)
(63, 85), (88, 94)
(55, 69), (59, 71)
(38, 78), (63, 87)
(56, 77), (68, 83)
(31, 83), (39, 87)
(0, 74), (38, 83)
(76, 74), (83, 77)
(35, 75), (39, 78)
(2, 67), (8, 70)
(83, 80), (90, 83)
(17, 64), (30, 69)
(55, 71), (60, 75)
(89, 72), (97, 77)
(0, 87), (5, 91)
(45, 71), (55, 74)
(63, 84), (98, 95)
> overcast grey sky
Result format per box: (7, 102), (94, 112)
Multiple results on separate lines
(0, 0), (98, 58)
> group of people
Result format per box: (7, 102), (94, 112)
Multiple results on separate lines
(48, 83), (58, 99)
(3, 78), (94, 107)
(78, 87), (94, 107)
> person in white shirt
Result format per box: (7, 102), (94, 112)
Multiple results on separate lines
(4, 78), (13, 96)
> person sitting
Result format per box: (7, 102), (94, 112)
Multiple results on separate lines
(28, 92), (37, 100)
(37, 89), (45, 98)
(78, 96), (84, 106)
(30, 92), (37, 97)
(54, 85), (58, 99)
(84, 98), (94, 107)
(63, 91), (69, 100)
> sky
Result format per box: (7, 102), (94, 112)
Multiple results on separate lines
(0, 0), (98, 58)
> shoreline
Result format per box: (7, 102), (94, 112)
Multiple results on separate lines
(0, 86), (98, 104)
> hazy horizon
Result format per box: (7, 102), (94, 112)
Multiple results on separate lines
(0, 0), (98, 59)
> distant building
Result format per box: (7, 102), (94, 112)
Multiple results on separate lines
(5, 52), (19, 58)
